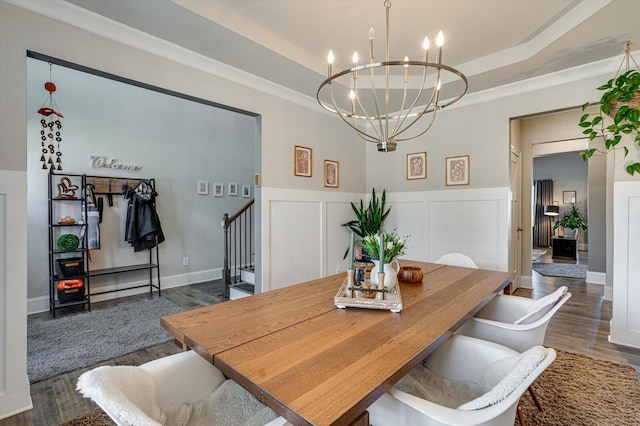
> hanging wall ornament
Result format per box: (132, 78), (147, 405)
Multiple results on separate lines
(37, 63), (64, 173)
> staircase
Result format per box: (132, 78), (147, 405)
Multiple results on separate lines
(222, 199), (255, 300)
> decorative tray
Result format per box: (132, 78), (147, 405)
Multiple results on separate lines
(334, 277), (402, 313)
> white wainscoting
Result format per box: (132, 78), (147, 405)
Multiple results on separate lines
(261, 187), (510, 293)
(384, 188), (510, 272)
(0, 170), (32, 419)
(261, 188), (360, 292)
(610, 180), (640, 349)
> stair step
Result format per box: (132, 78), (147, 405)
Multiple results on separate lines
(240, 268), (255, 284)
(229, 282), (254, 300)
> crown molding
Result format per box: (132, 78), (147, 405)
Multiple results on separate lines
(5, 0), (321, 114)
(6, 0), (631, 117)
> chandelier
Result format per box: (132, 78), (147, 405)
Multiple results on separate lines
(316, 1), (467, 152)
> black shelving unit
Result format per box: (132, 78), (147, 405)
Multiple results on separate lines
(48, 173), (90, 317)
(48, 173), (161, 317)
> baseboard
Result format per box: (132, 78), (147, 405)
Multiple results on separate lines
(586, 270), (606, 285)
(604, 285), (613, 301)
(520, 275), (533, 289)
(609, 319), (640, 349)
(27, 268), (223, 315)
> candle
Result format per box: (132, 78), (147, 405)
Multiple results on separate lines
(379, 233), (385, 269)
(348, 232), (355, 270)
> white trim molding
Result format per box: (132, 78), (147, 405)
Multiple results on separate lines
(0, 170), (32, 419)
(609, 180), (640, 349)
(260, 187), (511, 293)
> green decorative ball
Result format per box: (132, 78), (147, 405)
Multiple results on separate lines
(56, 234), (80, 251)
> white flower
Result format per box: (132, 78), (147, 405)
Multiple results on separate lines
(386, 241), (394, 250)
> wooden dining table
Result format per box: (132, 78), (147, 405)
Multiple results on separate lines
(161, 260), (514, 426)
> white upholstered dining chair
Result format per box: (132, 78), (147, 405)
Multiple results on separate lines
(77, 350), (290, 426)
(434, 253), (479, 268)
(368, 335), (556, 426)
(455, 286), (571, 353)
(455, 285), (571, 412)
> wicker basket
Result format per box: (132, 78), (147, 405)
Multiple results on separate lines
(607, 91), (640, 119)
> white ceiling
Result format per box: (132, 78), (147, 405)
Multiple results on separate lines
(63, 0), (640, 100)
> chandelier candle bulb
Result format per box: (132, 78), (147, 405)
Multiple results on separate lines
(327, 50), (334, 77)
(436, 31), (444, 64)
(423, 36), (430, 62)
(352, 51), (359, 67)
(369, 27), (375, 61)
(404, 56), (409, 82)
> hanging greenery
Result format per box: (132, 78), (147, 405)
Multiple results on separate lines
(578, 43), (640, 176)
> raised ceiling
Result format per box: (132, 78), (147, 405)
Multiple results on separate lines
(62, 0), (640, 101)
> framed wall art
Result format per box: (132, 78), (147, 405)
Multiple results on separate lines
(324, 160), (339, 188)
(213, 183), (224, 197)
(197, 180), (209, 195)
(294, 145), (312, 177)
(445, 155), (470, 186)
(242, 185), (251, 198)
(406, 152), (427, 180)
(228, 183), (238, 196)
(563, 190), (576, 204)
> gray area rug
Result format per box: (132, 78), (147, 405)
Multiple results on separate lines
(532, 262), (586, 279)
(190, 279), (224, 298)
(28, 297), (183, 383)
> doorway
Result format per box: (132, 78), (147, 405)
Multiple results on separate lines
(512, 108), (608, 290)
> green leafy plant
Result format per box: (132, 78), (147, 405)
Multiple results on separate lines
(553, 204), (588, 232)
(578, 68), (640, 175)
(360, 230), (408, 263)
(342, 188), (391, 238)
(342, 188), (391, 259)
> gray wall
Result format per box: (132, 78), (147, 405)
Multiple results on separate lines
(533, 151), (589, 243)
(588, 142), (607, 273)
(27, 58), (257, 299)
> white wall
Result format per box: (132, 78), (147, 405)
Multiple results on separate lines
(262, 187), (510, 292)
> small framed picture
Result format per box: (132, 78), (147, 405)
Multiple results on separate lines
(445, 155), (470, 186)
(406, 152), (427, 180)
(213, 183), (224, 197)
(294, 145), (312, 177)
(242, 185), (251, 198)
(228, 183), (238, 196)
(197, 180), (209, 195)
(324, 160), (339, 188)
(563, 190), (576, 204)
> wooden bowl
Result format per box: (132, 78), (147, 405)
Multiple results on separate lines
(397, 266), (423, 283)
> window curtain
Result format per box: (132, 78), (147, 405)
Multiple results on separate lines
(533, 179), (554, 247)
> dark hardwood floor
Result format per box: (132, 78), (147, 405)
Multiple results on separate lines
(3, 255), (640, 425)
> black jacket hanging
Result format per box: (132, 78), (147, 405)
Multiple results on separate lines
(124, 181), (165, 252)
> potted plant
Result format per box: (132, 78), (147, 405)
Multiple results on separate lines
(553, 204), (588, 238)
(342, 188), (391, 260)
(578, 43), (640, 175)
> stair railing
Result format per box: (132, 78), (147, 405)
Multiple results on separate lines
(221, 198), (254, 299)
